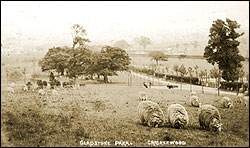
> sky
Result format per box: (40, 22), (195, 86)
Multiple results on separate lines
(1, 1), (249, 48)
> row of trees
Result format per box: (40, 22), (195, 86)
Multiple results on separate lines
(39, 46), (131, 83)
(147, 18), (247, 94)
(38, 24), (131, 83)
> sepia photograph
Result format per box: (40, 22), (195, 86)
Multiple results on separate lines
(1, 1), (249, 147)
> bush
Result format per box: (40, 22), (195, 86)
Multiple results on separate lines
(26, 81), (32, 90)
(63, 80), (74, 88)
(155, 72), (165, 78)
(220, 81), (244, 91)
(165, 75), (199, 85)
(43, 81), (47, 87)
(9, 71), (22, 83)
(31, 73), (47, 82)
(37, 80), (43, 89)
(55, 80), (61, 86)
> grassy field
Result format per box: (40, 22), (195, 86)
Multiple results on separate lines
(1, 72), (249, 147)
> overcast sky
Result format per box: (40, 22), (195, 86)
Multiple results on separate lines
(1, 1), (249, 47)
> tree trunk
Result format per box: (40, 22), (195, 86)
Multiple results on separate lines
(218, 70), (221, 96)
(103, 74), (108, 83)
(190, 76), (192, 92)
(61, 70), (64, 76)
(236, 80), (239, 95)
(201, 79), (204, 93)
(180, 78), (183, 90)
(90, 74), (94, 80)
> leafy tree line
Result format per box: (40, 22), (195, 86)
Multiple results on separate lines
(39, 24), (131, 83)
(39, 45), (131, 83)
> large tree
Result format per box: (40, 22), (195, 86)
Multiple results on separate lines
(148, 51), (168, 66)
(96, 46), (131, 83)
(113, 39), (131, 50)
(38, 46), (70, 75)
(134, 36), (152, 50)
(66, 47), (93, 81)
(204, 18), (245, 82)
(72, 24), (90, 49)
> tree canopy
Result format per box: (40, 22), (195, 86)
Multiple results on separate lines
(179, 64), (187, 77)
(134, 36), (152, 50)
(204, 18), (245, 82)
(96, 46), (131, 83)
(66, 47), (93, 79)
(38, 46), (70, 75)
(148, 51), (168, 66)
(113, 39), (131, 50)
(72, 24), (90, 49)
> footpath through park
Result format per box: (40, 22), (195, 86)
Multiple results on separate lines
(131, 71), (241, 96)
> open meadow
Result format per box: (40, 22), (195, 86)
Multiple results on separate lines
(1, 72), (249, 147)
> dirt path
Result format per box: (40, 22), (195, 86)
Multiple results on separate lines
(131, 71), (242, 96)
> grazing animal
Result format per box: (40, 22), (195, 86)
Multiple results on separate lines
(23, 86), (28, 91)
(167, 84), (173, 89)
(52, 89), (59, 96)
(235, 93), (248, 106)
(235, 94), (243, 103)
(138, 101), (165, 128)
(199, 104), (222, 132)
(38, 89), (45, 95)
(243, 96), (249, 106)
(7, 87), (14, 93)
(143, 82), (148, 88)
(190, 91), (197, 96)
(190, 95), (201, 107)
(222, 97), (233, 108)
(167, 104), (189, 129)
(139, 91), (148, 101)
(10, 82), (15, 88)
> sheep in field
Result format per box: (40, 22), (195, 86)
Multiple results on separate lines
(23, 86), (28, 91)
(7, 87), (15, 93)
(235, 93), (249, 106)
(190, 95), (201, 107)
(235, 93), (244, 103)
(222, 97), (233, 108)
(138, 101), (165, 128)
(10, 82), (15, 88)
(190, 91), (197, 96)
(167, 104), (189, 129)
(139, 91), (148, 101)
(52, 89), (59, 96)
(199, 104), (222, 132)
(38, 89), (45, 96)
(243, 96), (249, 107)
